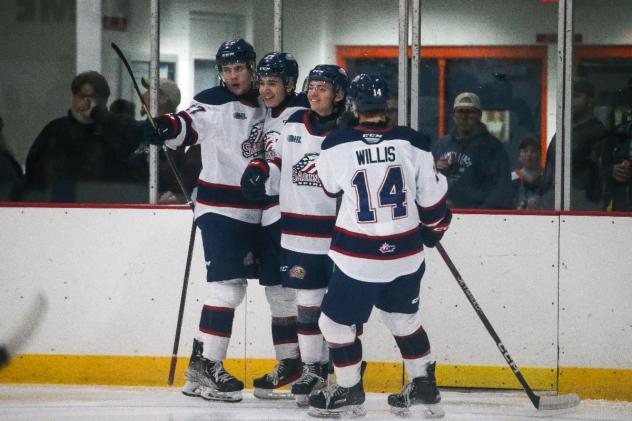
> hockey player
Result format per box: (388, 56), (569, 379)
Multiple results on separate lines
(145, 39), (266, 403)
(240, 52), (309, 399)
(308, 74), (451, 418)
(241, 64), (349, 406)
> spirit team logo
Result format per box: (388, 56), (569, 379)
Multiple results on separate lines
(292, 153), (321, 186)
(241, 121), (264, 158)
(263, 130), (280, 161)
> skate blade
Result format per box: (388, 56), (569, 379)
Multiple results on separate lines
(390, 403), (444, 419)
(200, 388), (243, 403)
(307, 404), (366, 418)
(181, 382), (202, 397)
(295, 394), (309, 407)
(253, 388), (294, 400)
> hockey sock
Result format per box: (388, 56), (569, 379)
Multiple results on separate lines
(199, 304), (234, 361)
(329, 338), (363, 388)
(297, 305), (323, 364)
(394, 325), (432, 379)
(271, 316), (299, 360)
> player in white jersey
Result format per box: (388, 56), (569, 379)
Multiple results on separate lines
(146, 39), (266, 403)
(240, 52), (310, 399)
(307, 74), (452, 419)
(242, 64), (349, 407)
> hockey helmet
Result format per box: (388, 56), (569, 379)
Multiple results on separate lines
(348, 73), (390, 113)
(305, 64), (349, 95)
(256, 52), (299, 86)
(215, 38), (256, 67)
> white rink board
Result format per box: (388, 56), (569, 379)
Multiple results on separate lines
(0, 207), (630, 374)
(558, 215), (632, 368)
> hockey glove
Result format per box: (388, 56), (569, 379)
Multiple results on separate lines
(421, 208), (452, 248)
(240, 159), (269, 201)
(143, 113), (182, 145)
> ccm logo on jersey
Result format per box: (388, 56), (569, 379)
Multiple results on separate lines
(378, 242), (396, 254)
(362, 133), (383, 144)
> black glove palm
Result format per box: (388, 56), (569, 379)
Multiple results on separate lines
(241, 159), (269, 201)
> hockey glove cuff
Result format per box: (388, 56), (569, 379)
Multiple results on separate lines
(144, 113), (182, 146)
(421, 208), (452, 248)
(240, 159), (269, 201)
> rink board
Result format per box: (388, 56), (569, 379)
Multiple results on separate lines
(0, 206), (631, 400)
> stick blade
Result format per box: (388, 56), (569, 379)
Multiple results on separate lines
(537, 393), (581, 410)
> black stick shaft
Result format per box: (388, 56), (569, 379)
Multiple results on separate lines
(435, 242), (541, 409)
(111, 42), (197, 385)
(167, 219), (196, 385)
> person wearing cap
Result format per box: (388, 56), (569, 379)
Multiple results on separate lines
(542, 78), (611, 210)
(432, 92), (513, 209)
(23, 71), (142, 202)
(125, 77), (200, 204)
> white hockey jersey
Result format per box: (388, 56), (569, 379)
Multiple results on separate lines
(164, 86), (266, 223)
(266, 110), (339, 254)
(260, 94), (308, 226)
(316, 124), (449, 283)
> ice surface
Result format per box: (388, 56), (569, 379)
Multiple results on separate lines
(0, 385), (630, 421)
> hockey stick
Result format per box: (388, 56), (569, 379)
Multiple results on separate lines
(1, 293), (48, 369)
(111, 42), (197, 385)
(435, 242), (580, 411)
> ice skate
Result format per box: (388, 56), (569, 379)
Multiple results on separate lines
(307, 361), (367, 418)
(253, 357), (302, 400)
(198, 359), (244, 403)
(388, 362), (444, 418)
(181, 339), (205, 397)
(292, 362), (325, 407)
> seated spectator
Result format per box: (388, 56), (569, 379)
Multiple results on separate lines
(0, 114), (24, 201)
(511, 136), (544, 210)
(433, 92), (512, 209)
(601, 120), (632, 211)
(23, 71), (142, 203)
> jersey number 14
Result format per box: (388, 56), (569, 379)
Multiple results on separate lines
(352, 166), (408, 223)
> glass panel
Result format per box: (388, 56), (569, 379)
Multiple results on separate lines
(0, 0), (77, 202)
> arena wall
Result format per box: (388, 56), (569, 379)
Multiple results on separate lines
(0, 206), (630, 401)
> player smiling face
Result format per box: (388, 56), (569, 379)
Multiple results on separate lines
(259, 75), (292, 108)
(220, 62), (253, 97)
(307, 81), (338, 117)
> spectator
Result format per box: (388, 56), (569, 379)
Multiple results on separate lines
(126, 77), (200, 203)
(109, 99), (136, 118)
(601, 120), (632, 211)
(23, 71), (142, 203)
(511, 136), (544, 210)
(542, 78), (610, 210)
(0, 115), (24, 201)
(432, 92), (513, 209)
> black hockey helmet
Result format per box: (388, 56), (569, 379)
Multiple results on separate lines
(348, 73), (390, 113)
(256, 52), (299, 86)
(215, 38), (256, 67)
(305, 64), (349, 95)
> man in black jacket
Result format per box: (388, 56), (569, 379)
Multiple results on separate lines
(24, 71), (142, 203)
(432, 92), (512, 209)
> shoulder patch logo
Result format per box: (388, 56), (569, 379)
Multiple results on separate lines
(233, 112), (247, 120)
(288, 135), (302, 143)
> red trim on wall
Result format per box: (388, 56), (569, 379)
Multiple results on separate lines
(0, 202), (190, 210)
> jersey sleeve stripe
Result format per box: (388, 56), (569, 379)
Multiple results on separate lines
(417, 193), (448, 226)
(177, 111), (198, 146)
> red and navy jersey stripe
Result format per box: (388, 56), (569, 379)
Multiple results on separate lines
(281, 212), (336, 238)
(196, 179), (262, 209)
(330, 226), (423, 260)
(417, 193), (449, 226)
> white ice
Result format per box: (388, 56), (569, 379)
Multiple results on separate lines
(0, 385), (630, 421)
